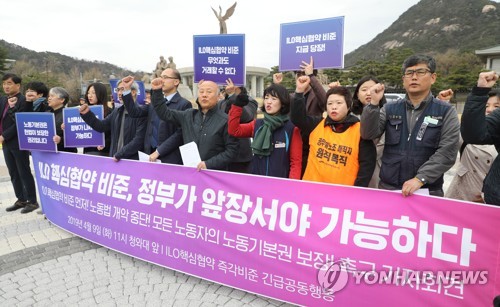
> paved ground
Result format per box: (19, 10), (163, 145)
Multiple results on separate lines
(0, 151), (291, 307)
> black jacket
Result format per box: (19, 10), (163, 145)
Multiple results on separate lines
(81, 94), (146, 160)
(151, 89), (239, 170)
(51, 107), (77, 153)
(123, 91), (191, 164)
(217, 94), (257, 163)
(461, 86), (500, 205)
(0, 92), (31, 149)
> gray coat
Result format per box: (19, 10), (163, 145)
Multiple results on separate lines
(151, 89), (239, 170)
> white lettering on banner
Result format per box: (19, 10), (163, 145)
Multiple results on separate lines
(317, 207), (340, 238)
(207, 57), (229, 65)
(198, 46), (239, 55)
(67, 116), (85, 123)
(224, 67), (236, 75)
(23, 121), (48, 129)
(328, 209), (478, 267)
(201, 66), (237, 75)
(295, 44), (327, 54)
(97, 173), (132, 201)
(136, 179), (197, 211)
(286, 32), (336, 45)
(70, 124), (93, 132)
(39, 160), (478, 268)
(27, 137), (48, 144)
(201, 66), (218, 74)
(75, 132), (93, 139)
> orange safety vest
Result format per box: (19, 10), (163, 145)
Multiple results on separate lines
(303, 120), (360, 185)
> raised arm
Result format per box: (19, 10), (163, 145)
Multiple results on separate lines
(360, 83), (386, 140)
(227, 94), (256, 138)
(462, 71), (500, 145)
(290, 76), (322, 136)
(301, 56), (327, 110)
(80, 104), (111, 133)
(120, 75), (149, 118)
(150, 77), (185, 125)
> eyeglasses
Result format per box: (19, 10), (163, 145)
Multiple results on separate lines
(160, 75), (178, 80)
(403, 68), (432, 78)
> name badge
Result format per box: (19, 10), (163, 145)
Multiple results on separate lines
(275, 142), (286, 149)
(423, 116), (438, 125)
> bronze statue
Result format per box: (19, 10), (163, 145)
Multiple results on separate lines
(211, 2), (237, 34)
(154, 56), (168, 78)
(166, 56), (176, 69)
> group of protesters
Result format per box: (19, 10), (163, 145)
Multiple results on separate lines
(1, 53), (499, 214)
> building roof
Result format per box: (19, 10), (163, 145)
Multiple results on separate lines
(475, 45), (500, 56)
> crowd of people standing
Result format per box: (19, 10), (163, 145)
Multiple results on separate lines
(1, 54), (499, 215)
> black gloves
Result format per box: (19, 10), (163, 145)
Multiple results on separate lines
(233, 94), (249, 107)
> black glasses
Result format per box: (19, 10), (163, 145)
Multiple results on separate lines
(403, 68), (431, 78)
(160, 75), (178, 80)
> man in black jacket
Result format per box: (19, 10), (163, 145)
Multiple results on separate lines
(79, 80), (146, 161)
(1, 73), (39, 214)
(461, 71), (500, 205)
(218, 78), (257, 173)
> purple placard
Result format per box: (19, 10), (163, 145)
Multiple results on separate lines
(32, 151), (500, 306)
(15, 112), (57, 152)
(279, 16), (344, 71)
(110, 79), (146, 105)
(63, 105), (105, 148)
(193, 34), (245, 85)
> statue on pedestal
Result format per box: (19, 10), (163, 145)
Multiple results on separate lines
(166, 56), (176, 69)
(211, 2), (237, 34)
(154, 56), (168, 78)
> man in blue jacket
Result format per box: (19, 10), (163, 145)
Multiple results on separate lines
(121, 69), (191, 164)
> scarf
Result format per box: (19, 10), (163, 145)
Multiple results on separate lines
(251, 113), (288, 156)
(33, 98), (46, 112)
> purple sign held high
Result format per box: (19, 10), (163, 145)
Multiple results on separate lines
(193, 34), (245, 85)
(63, 105), (105, 148)
(15, 112), (57, 152)
(279, 16), (345, 71)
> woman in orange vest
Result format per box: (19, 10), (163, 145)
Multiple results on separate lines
(291, 76), (376, 186)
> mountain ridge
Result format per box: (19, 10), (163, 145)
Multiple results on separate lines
(345, 0), (500, 66)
